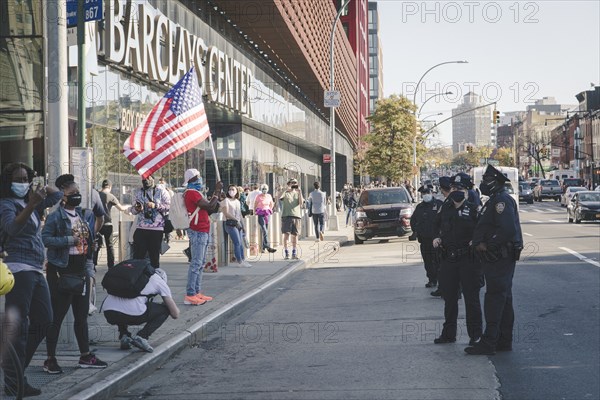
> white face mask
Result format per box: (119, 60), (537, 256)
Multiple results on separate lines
(423, 194), (433, 202)
(261, 189), (267, 194)
(228, 190), (237, 197)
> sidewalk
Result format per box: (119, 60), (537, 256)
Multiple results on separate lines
(23, 226), (355, 400)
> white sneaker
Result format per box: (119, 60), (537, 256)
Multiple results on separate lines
(240, 260), (252, 268)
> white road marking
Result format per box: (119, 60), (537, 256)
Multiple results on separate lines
(523, 232), (533, 237)
(559, 247), (600, 268)
(529, 220), (542, 223)
(548, 219), (563, 223)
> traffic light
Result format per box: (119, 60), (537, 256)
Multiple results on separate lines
(493, 110), (501, 124)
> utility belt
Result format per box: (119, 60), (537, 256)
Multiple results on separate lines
(478, 242), (523, 263)
(439, 245), (472, 261)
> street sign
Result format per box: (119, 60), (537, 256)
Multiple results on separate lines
(324, 90), (341, 108)
(67, 0), (103, 27)
(488, 160), (500, 166)
(323, 154), (332, 164)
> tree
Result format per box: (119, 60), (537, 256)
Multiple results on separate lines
(519, 132), (552, 178)
(494, 147), (515, 167)
(364, 95), (417, 183)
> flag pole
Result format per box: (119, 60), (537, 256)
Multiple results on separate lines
(208, 132), (221, 182)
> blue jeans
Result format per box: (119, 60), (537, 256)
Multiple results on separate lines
(312, 213), (325, 239)
(257, 215), (269, 249)
(186, 230), (209, 296)
(346, 208), (355, 225)
(224, 224), (244, 262)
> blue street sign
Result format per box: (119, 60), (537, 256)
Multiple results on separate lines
(66, 0), (103, 27)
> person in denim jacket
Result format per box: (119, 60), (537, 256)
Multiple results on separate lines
(0, 162), (62, 397)
(42, 180), (108, 373)
(130, 176), (171, 269)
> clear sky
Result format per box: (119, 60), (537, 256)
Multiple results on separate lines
(378, 0), (600, 146)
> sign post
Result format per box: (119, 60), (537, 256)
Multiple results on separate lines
(324, 90), (341, 108)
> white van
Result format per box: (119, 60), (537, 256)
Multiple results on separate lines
(471, 166), (519, 208)
(548, 170), (577, 181)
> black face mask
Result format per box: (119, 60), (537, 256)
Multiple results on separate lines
(65, 193), (82, 207)
(449, 190), (466, 203)
(479, 177), (499, 196)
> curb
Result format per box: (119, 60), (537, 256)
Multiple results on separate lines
(57, 235), (349, 400)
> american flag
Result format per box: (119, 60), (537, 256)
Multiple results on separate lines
(123, 66), (210, 179)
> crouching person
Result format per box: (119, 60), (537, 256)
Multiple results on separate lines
(102, 268), (179, 353)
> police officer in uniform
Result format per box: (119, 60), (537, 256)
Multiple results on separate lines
(410, 185), (443, 287)
(465, 165), (523, 355)
(432, 173), (483, 345)
(430, 176), (452, 297)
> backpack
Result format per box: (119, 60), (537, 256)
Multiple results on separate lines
(101, 259), (155, 298)
(169, 190), (201, 230)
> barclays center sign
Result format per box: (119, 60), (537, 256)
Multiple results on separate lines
(104, 0), (253, 117)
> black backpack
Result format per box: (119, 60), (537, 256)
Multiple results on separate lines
(101, 259), (155, 298)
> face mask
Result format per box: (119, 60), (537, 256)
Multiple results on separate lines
(11, 182), (30, 198)
(65, 193), (82, 207)
(261, 189), (267, 194)
(228, 190), (237, 197)
(142, 178), (154, 190)
(422, 194), (433, 202)
(479, 177), (498, 196)
(449, 190), (466, 203)
(187, 182), (203, 191)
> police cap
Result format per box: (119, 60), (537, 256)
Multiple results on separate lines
(483, 164), (510, 183)
(451, 172), (473, 189)
(438, 176), (452, 190)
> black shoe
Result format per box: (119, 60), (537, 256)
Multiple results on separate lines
(434, 336), (456, 344)
(468, 337), (480, 346)
(267, 247), (277, 253)
(425, 281), (437, 288)
(465, 343), (496, 355)
(183, 248), (191, 262)
(430, 289), (442, 297)
(4, 381), (42, 397)
(496, 343), (513, 352)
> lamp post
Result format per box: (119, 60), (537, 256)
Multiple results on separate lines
(412, 61), (468, 190)
(417, 92), (452, 119)
(328, 0), (351, 231)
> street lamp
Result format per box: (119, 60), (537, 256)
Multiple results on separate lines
(412, 61), (468, 190)
(417, 92), (452, 118)
(328, 0), (351, 231)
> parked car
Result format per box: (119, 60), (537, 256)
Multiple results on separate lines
(567, 191), (600, 223)
(353, 187), (413, 244)
(528, 177), (540, 189)
(533, 179), (561, 201)
(561, 186), (587, 207)
(518, 183), (534, 204)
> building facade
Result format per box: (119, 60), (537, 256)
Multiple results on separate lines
(367, 1), (383, 114)
(451, 92), (492, 153)
(1, 0), (359, 200)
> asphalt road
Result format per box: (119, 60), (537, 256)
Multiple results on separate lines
(115, 200), (599, 400)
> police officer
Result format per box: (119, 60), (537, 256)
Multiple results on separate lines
(432, 173), (483, 345)
(430, 176), (452, 297)
(410, 185), (443, 287)
(465, 165), (523, 355)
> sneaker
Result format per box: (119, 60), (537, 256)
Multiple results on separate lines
(79, 353), (108, 368)
(4, 381), (41, 397)
(184, 295), (207, 305)
(240, 260), (252, 268)
(131, 335), (154, 353)
(120, 335), (132, 350)
(284, 251), (290, 260)
(291, 253), (299, 260)
(195, 293), (213, 301)
(88, 303), (98, 315)
(267, 247), (277, 253)
(319, 231), (324, 241)
(43, 356), (63, 374)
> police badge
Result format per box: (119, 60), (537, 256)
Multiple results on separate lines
(495, 202), (505, 214)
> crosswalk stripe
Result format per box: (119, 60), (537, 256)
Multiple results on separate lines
(559, 247), (600, 268)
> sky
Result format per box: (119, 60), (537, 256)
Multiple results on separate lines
(377, 0), (600, 146)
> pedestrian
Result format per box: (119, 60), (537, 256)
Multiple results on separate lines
(130, 176), (171, 269)
(102, 268), (180, 353)
(410, 185), (443, 287)
(42, 179), (108, 373)
(432, 173), (483, 346)
(344, 189), (357, 226)
(220, 185), (251, 267)
(182, 169), (222, 306)
(95, 180), (129, 269)
(238, 186), (250, 217)
(246, 183), (261, 215)
(254, 184), (277, 253)
(466, 165), (523, 355)
(280, 178), (304, 260)
(307, 181), (327, 241)
(0, 163), (61, 397)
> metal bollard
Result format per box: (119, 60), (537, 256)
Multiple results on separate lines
(246, 214), (259, 256)
(270, 211), (280, 247)
(118, 219), (134, 262)
(215, 213), (227, 268)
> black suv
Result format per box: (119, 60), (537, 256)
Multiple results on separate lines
(353, 187), (413, 244)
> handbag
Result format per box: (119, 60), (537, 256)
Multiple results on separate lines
(225, 219), (239, 227)
(163, 215), (174, 234)
(58, 274), (86, 295)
